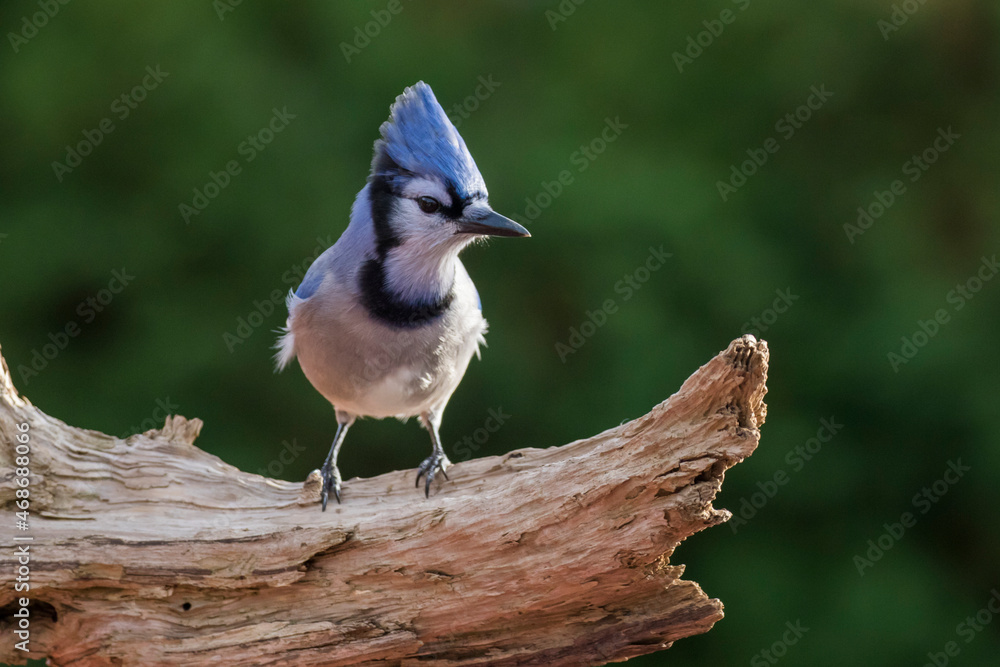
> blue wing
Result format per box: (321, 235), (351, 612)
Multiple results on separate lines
(295, 263), (324, 299)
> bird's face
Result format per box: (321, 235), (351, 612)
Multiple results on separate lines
(367, 81), (530, 254)
(389, 174), (529, 250)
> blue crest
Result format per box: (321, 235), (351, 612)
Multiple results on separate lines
(371, 82), (487, 200)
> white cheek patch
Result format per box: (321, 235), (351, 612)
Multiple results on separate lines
(424, 221), (460, 246)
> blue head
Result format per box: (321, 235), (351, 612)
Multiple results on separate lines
(373, 82), (485, 203)
(364, 82), (529, 249)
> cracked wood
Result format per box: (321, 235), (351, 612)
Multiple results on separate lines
(0, 335), (768, 666)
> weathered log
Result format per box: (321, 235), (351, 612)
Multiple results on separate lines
(0, 335), (767, 666)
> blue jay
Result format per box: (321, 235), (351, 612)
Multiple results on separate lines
(276, 82), (529, 510)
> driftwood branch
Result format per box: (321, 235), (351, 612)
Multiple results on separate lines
(0, 335), (768, 667)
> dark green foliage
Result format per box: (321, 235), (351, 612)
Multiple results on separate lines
(1, 1), (998, 665)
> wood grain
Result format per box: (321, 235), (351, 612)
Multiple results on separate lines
(0, 335), (767, 666)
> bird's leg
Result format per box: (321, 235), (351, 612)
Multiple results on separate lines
(416, 410), (452, 498)
(320, 411), (354, 511)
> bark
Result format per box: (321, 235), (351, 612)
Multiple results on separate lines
(0, 335), (768, 667)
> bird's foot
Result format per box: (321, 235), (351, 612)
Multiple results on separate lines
(320, 463), (342, 511)
(415, 452), (452, 498)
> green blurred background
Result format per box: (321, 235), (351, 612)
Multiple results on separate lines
(2, 1), (999, 665)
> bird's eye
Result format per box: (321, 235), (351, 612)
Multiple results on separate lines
(416, 196), (441, 214)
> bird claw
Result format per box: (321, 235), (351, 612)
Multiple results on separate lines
(415, 452), (452, 498)
(320, 464), (342, 511)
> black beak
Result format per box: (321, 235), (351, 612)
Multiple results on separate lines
(456, 210), (531, 238)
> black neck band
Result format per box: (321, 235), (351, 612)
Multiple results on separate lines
(358, 174), (454, 329)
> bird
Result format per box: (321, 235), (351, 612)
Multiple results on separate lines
(275, 81), (529, 510)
